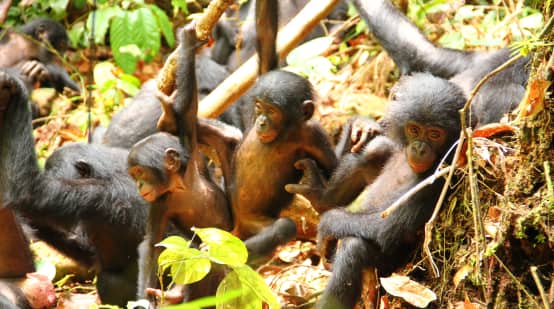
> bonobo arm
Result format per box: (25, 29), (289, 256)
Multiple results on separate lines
(137, 203), (169, 299)
(244, 217), (296, 265)
(335, 115), (383, 157)
(302, 122), (338, 177)
(288, 135), (396, 213)
(197, 118), (242, 184)
(351, 0), (476, 78)
(255, 0), (278, 74)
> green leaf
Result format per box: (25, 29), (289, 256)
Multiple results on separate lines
(134, 7), (162, 62)
(193, 227), (248, 266)
(161, 247), (212, 285)
(166, 290), (241, 309)
(157, 235), (192, 252)
(232, 265), (280, 309)
(149, 4), (175, 48)
(68, 22), (85, 48)
(110, 11), (139, 73)
(217, 266), (280, 309)
(87, 6), (124, 45)
(171, 0), (189, 16)
(216, 271), (260, 309)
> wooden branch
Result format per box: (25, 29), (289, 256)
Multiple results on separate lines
(157, 0), (234, 95)
(198, 0), (342, 118)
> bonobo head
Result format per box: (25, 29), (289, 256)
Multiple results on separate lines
(128, 132), (189, 202)
(17, 18), (69, 60)
(383, 73), (465, 174)
(249, 70), (315, 143)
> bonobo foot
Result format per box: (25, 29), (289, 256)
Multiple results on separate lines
(0, 70), (24, 112)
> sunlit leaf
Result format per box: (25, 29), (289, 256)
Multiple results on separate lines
(149, 4), (175, 48)
(193, 227), (248, 266)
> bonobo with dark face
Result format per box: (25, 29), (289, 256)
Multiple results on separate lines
(287, 72), (465, 309)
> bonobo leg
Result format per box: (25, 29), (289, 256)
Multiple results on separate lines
(244, 218), (297, 265)
(97, 261), (138, 307)
(316, 237), (378, 309)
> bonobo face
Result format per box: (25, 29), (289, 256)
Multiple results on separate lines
(254, 100), (283, 143)
(128, 165), (167, 202)
(404, 121), (447, 174)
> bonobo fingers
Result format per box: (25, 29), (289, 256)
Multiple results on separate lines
(156, 90), (178, 134)
(350, 117), (383, 153)
(285, 159), (325, 201)
(20, 60), (48, 81)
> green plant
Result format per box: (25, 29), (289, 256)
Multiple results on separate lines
(155, 228), (280, 309)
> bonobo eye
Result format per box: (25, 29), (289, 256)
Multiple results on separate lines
(406, 124), (420, 137)
(428, 129), (442, 141)
(254, 102), (263, 114)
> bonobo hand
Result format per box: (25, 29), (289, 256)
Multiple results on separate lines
(285, 158), (326, 212)
(156, 90), (178, 134)
(19, 60), (49, 83)
(350, 117), (383, 153)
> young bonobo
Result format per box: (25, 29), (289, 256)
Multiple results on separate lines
(129, 24), (232, 304)
(288, 73), (465, 308)
(195, 0), (337, 262)
(0, 18), (79, 93)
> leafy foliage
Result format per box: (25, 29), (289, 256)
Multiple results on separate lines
(157, 228), (280, 309)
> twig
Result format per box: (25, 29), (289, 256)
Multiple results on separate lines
(530, 266), (550, 309)
(493, 254), (541, 307)
(380, 166), (452, 219)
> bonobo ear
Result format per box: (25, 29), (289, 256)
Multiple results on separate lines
(164, 148), (181, 173)
(302, 100), (314, 120)
(74, 160), (93, 178)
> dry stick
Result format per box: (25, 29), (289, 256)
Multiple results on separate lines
(530, 266), (551, 309)
(157, 0), (234, 96)
(198, 0), (342, 118)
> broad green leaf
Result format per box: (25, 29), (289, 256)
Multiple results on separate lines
(157, 235), (192, 251)
(87, 6), (123, 45)
(232, 265), (280, 309)
(193, 227), (248, 266)
(158, 245), (211, 285)
(119, 44), (143, 58)
(110, 11), (139, 73)
(35, 259), (56, 281)
(134, 7), (161, 62)
(287, 37), (334, 67)
(149, 5), (175, 48)
(216, 271), (260, 309)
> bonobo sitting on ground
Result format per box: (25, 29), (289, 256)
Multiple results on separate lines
(0, 69), (146, 306)
(287, 73), (466, 308)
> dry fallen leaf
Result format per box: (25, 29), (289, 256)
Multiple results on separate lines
(453, 264), (472, 289)
(380, 274), (437, 308)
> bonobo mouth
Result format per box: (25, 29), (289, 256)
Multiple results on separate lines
(257, 131), (277, 143)
(408, 161), (432, 174)
(141, 190), (156, 202)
